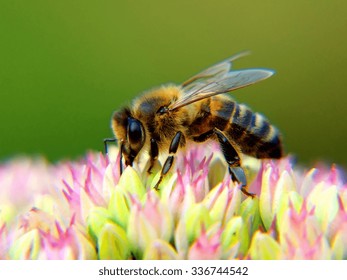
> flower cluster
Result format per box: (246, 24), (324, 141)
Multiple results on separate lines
(0, 146), (346, 259)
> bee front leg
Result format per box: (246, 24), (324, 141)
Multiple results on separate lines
(154, 131), (183, 190)
(213, 128), (254, 197)
(147, 138), (159, 174)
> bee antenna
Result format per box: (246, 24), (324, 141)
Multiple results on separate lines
(103, 138), (117, 154)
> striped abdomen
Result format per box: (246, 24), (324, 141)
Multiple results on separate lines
(211, 98), (283, 159)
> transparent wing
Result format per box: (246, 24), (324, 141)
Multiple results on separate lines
(169, 68), (274, 110)
(182, 51), (250, 92)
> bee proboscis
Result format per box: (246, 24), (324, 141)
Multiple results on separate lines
(106, 52), (283, 196)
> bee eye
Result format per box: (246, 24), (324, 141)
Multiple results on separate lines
(127, 117), (145, 148)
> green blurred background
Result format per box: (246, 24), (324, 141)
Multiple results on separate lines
(0, 1), (346, 168)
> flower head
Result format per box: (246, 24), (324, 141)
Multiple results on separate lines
(0, 146), (346, 259)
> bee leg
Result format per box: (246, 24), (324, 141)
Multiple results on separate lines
(154, 131), (183, 190)
(192, 130), (214, 142)
(147, 138), (159, 174)
(213, 128), (254, 197)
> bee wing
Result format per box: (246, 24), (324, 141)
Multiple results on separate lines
(169, 68), (274, 111)
(182, 51), (250, 92)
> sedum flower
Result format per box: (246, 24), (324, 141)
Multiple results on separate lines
(0, 145), (346, 259)
(187, 227), (222, 260)
(127, 191), (174, 259)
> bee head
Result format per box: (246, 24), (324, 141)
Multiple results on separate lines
(112, 109), (146, 166)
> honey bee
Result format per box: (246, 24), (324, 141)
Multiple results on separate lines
(105, 53), (283, 196)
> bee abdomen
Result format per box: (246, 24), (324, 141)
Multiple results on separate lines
(227, 104), (283, 159)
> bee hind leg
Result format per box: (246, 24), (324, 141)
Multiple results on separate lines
(213, 128), (255, 198)
(154, 131), (183, 190)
